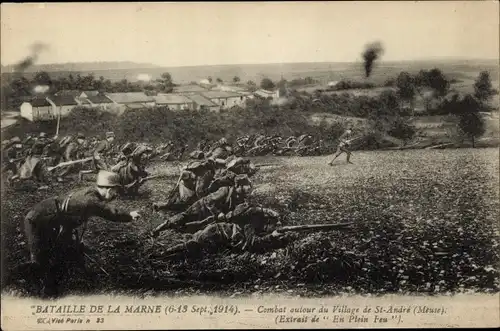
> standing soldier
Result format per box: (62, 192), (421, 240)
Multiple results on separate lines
(79, 131), (115, 181)
(56, 133), (87, 182)
(23, 170), (141, 296)
(328, 128), (354, 165)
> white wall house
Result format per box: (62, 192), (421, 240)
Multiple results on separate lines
(20, 97), (57, 122)
(185, 94), (221, 112)
(199, 91), (248, 109)
(50, 95), (79, 117)
(154, 94), (195, 111)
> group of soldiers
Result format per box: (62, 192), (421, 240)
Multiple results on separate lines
(232, 133), (324, 157)
(5, 128), (357, 296)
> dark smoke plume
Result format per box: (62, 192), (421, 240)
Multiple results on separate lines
(362, 41), (384, 78)
(13, 42), (49, 74)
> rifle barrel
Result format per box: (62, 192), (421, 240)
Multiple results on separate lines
(278, 222), (353, 232)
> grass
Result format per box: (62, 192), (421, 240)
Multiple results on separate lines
(1, 148), (499, 297)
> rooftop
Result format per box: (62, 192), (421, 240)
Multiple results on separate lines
(87, 94), (113, 104)
(81, 90), (100, 97)
(105, 92), (155, 104)
(185, 94), (218, 107)
(154, 94), (194, 104)
(200, 91), (244, 99)
(28, 97), (52, 107)
(49, 95), (79, 106)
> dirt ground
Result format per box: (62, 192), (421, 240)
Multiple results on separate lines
(1, 149), (499, 298)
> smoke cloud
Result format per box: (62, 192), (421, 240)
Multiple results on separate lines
(14, 42), (49, 73)
(362, 41), (384, 78)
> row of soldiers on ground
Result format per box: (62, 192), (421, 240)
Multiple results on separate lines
(2, 131), (331, 190)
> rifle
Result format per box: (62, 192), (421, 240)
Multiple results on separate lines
(254, 163), (282, 168)
(47, 157), (93, 172)
(276, 222), (354, 233)
(124, 173), (168, 190)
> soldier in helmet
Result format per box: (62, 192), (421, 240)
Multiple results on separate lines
(23, 170), (141, 296)
(56, 133), (87, 182)
(151, 208), (296, 260)
(328, 128), (354, 165)
(79, 131), (116, 181)
(152, 174), (252, 235)
(152, 159), (217, 212)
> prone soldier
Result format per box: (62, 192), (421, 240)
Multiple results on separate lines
(152, 174), (252, 235)
(79, 131), (115, 181)
(56, 133), (87, 182)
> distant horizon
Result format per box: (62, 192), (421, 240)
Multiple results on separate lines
(2, 57), (498, 72)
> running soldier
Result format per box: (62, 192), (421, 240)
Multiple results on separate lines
(329, 128), (354, 165)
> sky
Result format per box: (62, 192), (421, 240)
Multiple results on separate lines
(1, 2), (499, 67)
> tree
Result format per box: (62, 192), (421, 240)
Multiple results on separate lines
(208, 77), (213, 83)
(426, 68), (449, 97)
(233, 76), (241, 83)
(396, 71), (416, 106)
(474, 71), (496, 103)
(33, 71), (52, 86)
(247, 80), (256, 86)
(454, 94), (485, 148)
(216, 78), (223, 84)
(158, 72), (174, 93)
(260, 78), (275, 90)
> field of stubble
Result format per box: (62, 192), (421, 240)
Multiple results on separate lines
(1, 148), (499, 298)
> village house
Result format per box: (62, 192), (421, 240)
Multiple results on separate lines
(55, 90), (81, 98)
(199, 91), (248, 109)
(185, 94), (220, 112)
(105, 92), (156, 108)
(20, 96), (56, 122)
(254, 89), (276, 100)
(154, 94), (195, 111)
(49, 95), (80, 117)
(77, 93), (114, 110)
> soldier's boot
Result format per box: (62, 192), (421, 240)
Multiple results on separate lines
(346, 151), (353, 164)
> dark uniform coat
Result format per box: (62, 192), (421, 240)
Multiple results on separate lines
(24, 187), (134, 265)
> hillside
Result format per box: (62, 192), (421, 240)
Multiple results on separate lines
(2, 60), (498, 85)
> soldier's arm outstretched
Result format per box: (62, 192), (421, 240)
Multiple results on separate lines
(87, 198), (135, 223)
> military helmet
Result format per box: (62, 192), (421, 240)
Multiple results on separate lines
(96, 170), (121, 187)
(39, 132), (47, 138)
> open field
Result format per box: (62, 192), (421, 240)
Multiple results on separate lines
(2, 148), (499, 297)
(2, 60), (498, 85)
